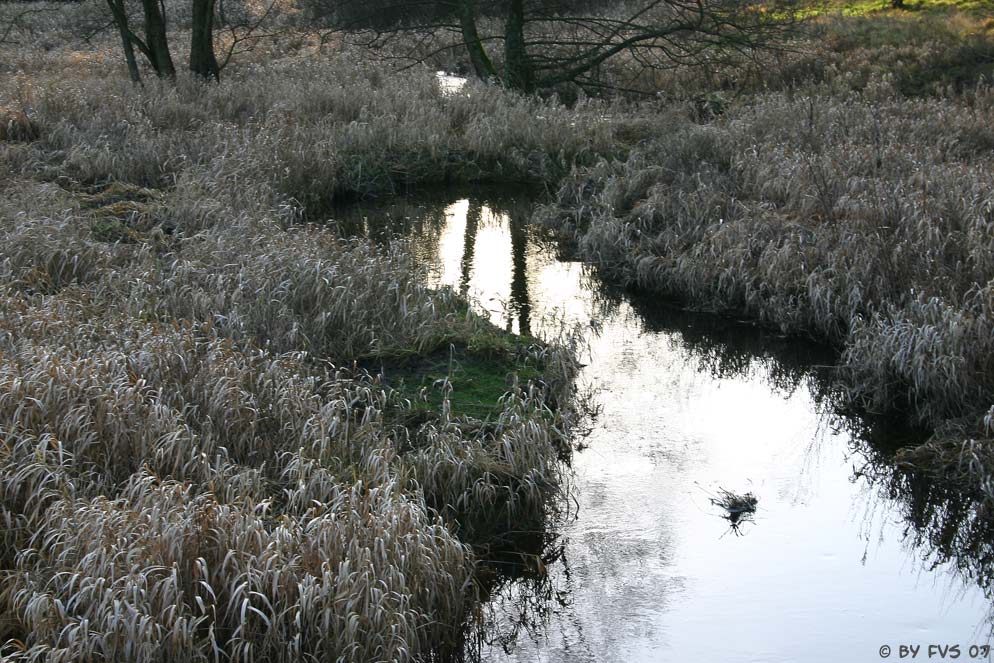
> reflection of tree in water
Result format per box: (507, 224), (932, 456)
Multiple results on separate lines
(328, 194), (449, 265)
(462, 523), (586, 663)
(460, 200), (481, 295)
(482, 195), (535, 337)
(334, 188), (540, 337)
(508, 205), (532, 336)
(847, 415), (994, 622)
(885, 469), (994, 596)
(590, 280), (837, 400)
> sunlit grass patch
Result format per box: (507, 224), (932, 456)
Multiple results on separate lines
(801, 0), (993, 17)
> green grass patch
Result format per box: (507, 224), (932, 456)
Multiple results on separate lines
(802, 0), (993, 18)
(817, 7), (993, 46)
(89, 216), (135, 243)
(802, 3), (994, 94)
(374, 333), (543, 421)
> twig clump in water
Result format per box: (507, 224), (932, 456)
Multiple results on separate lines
(711, 488), (759, 534)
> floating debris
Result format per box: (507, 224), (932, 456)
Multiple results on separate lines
(710, 488), (758, 535)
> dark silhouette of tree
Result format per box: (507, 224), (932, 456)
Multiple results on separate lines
(461, 201), (482, 296)
(103, 0), (279, 83)
(508, 206), (532, 336)
(141, 0), (175, 77)
(105, 0), (143, 82)
(321, 0), (799, 93)
(190, 0), (220, 79)
(103, 0), (176, 80)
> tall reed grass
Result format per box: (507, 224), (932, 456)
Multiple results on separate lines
(0, 193), (582, 659)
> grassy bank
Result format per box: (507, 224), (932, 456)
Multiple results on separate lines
(0, 18), (596, 661)
(0, 36), (621, 221)
(0, 175), (586, 660)
(541, 70), (994, 513)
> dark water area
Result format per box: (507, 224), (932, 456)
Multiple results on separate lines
(334, 188), (994, 663)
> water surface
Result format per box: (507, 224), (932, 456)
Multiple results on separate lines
(337, 190), (994, 663)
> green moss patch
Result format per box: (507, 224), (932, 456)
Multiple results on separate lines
(78, 182), (172, 243)
(372, 334), (543, 421)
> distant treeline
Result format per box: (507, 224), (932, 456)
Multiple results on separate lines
(304, 0), (615, 28)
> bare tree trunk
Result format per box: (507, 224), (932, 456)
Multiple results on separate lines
(190, 0), (220, 80)
(503, 0), (531, 91)
(141, 0), (175, 78)
(105, 0), (142, 83)
(458, 0), (496, 81)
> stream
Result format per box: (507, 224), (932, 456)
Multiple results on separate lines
(336, 189), (994, 663)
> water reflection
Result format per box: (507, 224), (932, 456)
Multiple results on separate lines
(853, 434), (994, 606)
(335, 190), (542, 336)
(332, 189), (994, 663)
(460, 200), (480, 295)
(507, 207), (531, 336)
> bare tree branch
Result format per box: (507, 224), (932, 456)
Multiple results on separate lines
(0, 5), (60, 46)
(217, 0), (286, 70)
(301, 0), (801, 94)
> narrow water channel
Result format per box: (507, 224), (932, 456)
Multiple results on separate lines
(337, 190), (994, 663)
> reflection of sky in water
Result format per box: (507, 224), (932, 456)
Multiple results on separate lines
(338, 194), (993, 662)
(435, 200), (520, 330)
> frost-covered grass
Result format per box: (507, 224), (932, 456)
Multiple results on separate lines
(0, 19), (591, 661)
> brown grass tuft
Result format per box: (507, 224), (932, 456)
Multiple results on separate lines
(0, 109), (39, 143)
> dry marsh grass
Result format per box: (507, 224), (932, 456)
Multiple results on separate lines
(0, 18), (591, 661)
(0, 37), (621, 220)
(0, 199), (582, 659)
(601, 7), (994, 99)
(542, 78), (994, 505)
(0, 201), (583, 658)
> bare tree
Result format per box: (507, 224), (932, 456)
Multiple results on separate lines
(141, 0), (176, 77)
(102, 0), (259, 83)
(458, 0), (496, 79)
(325, 0), (799, 93)
(104, 0), (142, 82)
(103, 0), (175, 80)
(215, 0), (287, 72)
(190, 0), (219, 78)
